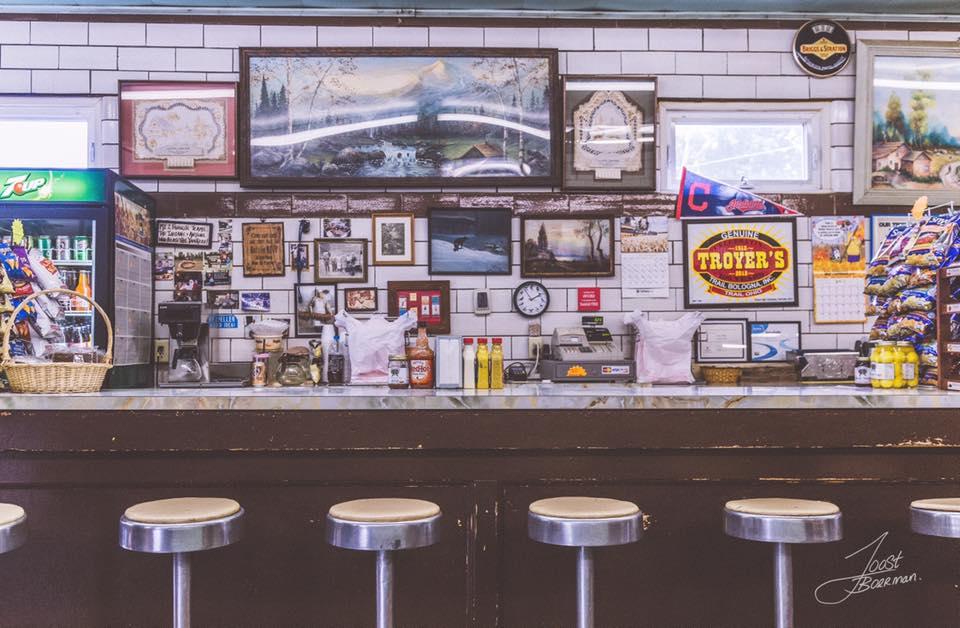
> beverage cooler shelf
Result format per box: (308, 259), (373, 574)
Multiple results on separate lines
(54, 260), (94, 267)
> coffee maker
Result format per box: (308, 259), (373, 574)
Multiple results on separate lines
(158, 302), (209, 386)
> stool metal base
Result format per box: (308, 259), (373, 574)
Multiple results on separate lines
(119, 509), (245, 554)
(910, 506), (960, 539)
(325, 513), (440, 551)
(724, 508), (843, 544)
(0, 515), (26, 555)
(527, 512), (642, 547)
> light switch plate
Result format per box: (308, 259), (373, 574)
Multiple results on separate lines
(474, 289), (491, 315)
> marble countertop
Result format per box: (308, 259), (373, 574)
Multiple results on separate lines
(0, 383), (957, 411)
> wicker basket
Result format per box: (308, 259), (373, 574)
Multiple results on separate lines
(1, 289), (112, 393)
(700, 365), (742, 385)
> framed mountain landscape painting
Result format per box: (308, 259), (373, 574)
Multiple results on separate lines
(855, 40), (960, 205)
(238, 47), (560, 187)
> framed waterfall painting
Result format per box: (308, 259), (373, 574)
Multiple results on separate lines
(238, 47), (561, 188)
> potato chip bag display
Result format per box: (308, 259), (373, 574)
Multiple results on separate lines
(904, 215), (960, 268)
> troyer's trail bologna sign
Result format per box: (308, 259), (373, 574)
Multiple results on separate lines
(683, 218), (799, 308)
(675, 168), (801, 218)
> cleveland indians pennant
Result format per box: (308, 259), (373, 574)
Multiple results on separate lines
(675, 168), (802, 219)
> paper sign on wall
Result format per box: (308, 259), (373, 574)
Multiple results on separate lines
(811, 216), (866, 323)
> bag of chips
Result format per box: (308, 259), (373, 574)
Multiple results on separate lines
(865, 295), (889, 317)
(905, 215), (960, 268)
(865, 275), (887, 296)
(920, 366), (939, 387)
(893, 286), (936, 314)
(889, 312), (935, 339)
(867, 224), (914, 277)
(870, 316), (890, 340)
(880, 264), (915, 296)
(908, 267), (938, 288)
(919, 342), (939, 368)
(28, 249), (63, 292)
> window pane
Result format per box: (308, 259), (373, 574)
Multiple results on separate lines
(0, 119), (88, 168)
(672, 122), (808, 184)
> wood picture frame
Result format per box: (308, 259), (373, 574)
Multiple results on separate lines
(344, 287), (378, 313)
(294, 283), (337, 338)
(118, 80), (237, 179)
(238, 47), (561, 188)
(520, 215), (615, 278)
(372, 212), (415, 266)
(242, 222), (285, 277)
(387, 280), (451, 334)
(314, 238), (368, 284)
(155, 220), (213, 249)
(428, 207), (513, 275)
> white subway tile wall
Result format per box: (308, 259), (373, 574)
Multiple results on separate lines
(1, 20), (888, 362)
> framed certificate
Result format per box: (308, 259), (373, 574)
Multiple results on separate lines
(751, 321), (801, 362)
(119, 80), (237, 178)
(696, 318), (751, 363)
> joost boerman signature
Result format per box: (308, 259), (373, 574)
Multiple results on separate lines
(814, 531), (919, 605)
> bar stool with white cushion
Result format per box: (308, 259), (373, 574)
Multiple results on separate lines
(119, 497), (245, 628)
(326, 498), (441, 628)
(528, 497), (642, 628)
(910, 497), (960, 539)
(0, 504), (26, 555)
(724, 498), (842, 628)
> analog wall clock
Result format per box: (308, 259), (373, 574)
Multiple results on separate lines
(513, 281), (550, 318)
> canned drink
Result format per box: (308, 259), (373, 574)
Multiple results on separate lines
(251, 353), (269, 387)
(73, 236), (90, 261)
(36, 235), (51, 256)
(55, 236), (71, 261)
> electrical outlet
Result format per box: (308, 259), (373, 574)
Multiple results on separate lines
(527, 322), (543, 360)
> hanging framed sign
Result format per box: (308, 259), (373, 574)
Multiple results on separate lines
(682, 217), (798, 309)
(242, 222), (285, 277)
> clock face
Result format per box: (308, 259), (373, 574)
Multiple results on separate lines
(513, 281), (550, 318)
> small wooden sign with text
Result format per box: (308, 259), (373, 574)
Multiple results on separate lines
(242, 222), (284, 277)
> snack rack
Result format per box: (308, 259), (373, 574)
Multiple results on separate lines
(937, 263), (960, 390)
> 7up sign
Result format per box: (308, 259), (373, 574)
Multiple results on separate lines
(0, 170), (105, 203)
(0, 174), (48, 200)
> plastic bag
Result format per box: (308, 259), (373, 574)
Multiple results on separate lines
(334, 310), (418, 384)
(624, 310), (703, 384)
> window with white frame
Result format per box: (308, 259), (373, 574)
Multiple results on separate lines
(0, 96), (104, 169)
(659, 101), (831, 193)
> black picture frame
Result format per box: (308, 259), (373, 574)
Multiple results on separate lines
(750, 321), (802, 362)
(696, 318), (752, 364)
(156, 220), (213, 248)
(520, 215), (615, 278)
(562, 75), (657, 191)
(238, 47), (561, 188)
(314, 238), (368, 284)
(428, 207), (513, 276)
(294, 283), (337, 338)
(344, 287), (379, 313)
(681, 217), (799, 309)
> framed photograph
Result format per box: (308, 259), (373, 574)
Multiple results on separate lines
(154, 252), (173, 281)
(289, 242), (310, 269)
(344, 287), (378, 313)
(294, 283), (337, 337)
(387, 280), (451, 334)
(206, 289), (239, 310)
(242, 222), (285, 277)
(562, 76), (656, 191)
(428, 207), (512, 275)
(372, 213), (415, 266)
(869, 214), (917, 258)
(520, 216), (615, 278)
(322, 218), (352, 238)
(156, 220), (213, 248)
(682, 218), (799, 309)
(119, 80), (237, 179)
(314, 238), (368, 283)
(855, 40), (960, 205)
(751, 321), (801, 362)
(238, 47), (560, 188)
(240, 291), (271, 312)
(696, 319), (751, 364)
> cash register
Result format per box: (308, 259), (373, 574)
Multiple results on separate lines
(540, 320), (635, 383)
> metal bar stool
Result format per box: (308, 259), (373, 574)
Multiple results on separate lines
(119, 497), (244, 628)
(911, 497), (960, 539)
(0, 504), (26, 555)
(724, 498), (842, 628)
(527, 496), (642, 628)
(326, 498), (441, 628)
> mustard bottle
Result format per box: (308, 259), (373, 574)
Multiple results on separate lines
(897, 341), (920, 389)
(875, 341), (896, 389)
(476, 338), (490, 390)
(490, 338), (504, 390)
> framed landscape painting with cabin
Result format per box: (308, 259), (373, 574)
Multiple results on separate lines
(238, 47), (561, 188)
(855, 40), (960, 205)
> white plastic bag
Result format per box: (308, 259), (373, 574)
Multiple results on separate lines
(624, 310), (703, 384)
(334, 310), (418, 384)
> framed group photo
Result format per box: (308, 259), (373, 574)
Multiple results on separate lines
(314, 238), (368, 283)
(428, 207), (513, 275)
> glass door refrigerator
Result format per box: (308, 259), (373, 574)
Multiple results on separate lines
(0, 169), (154, 388)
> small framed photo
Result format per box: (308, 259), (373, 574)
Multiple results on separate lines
(520, 216), (614, 278)
(696, 318), (751, 364)
(322, 218), (352, 238)
(314, 238), (368, 283)
(206, 289), (239, 310)
(372, 213), (415, 265)
(294, 283), (337, 338)
(387, 280), (451, 335)
(428, 208), (512, 275)
(119, 80), (237, 179)
(751, 321), (801, 362)
(344, 287), (378, 313)
(289, 243), (310, 269)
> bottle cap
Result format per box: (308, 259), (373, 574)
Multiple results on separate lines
(492, 337), (503, 344)
(463, 338), (474, 344)
(478, 337), (488, 343)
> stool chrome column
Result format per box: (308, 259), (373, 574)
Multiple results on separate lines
(0, 504), (26, 555)
(326, 498), (441, 628)
(119, 497), (244, 628)
(528, 496), (642, 628)
(910, 497), (960, 539)
(724, 498), (842, 628)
